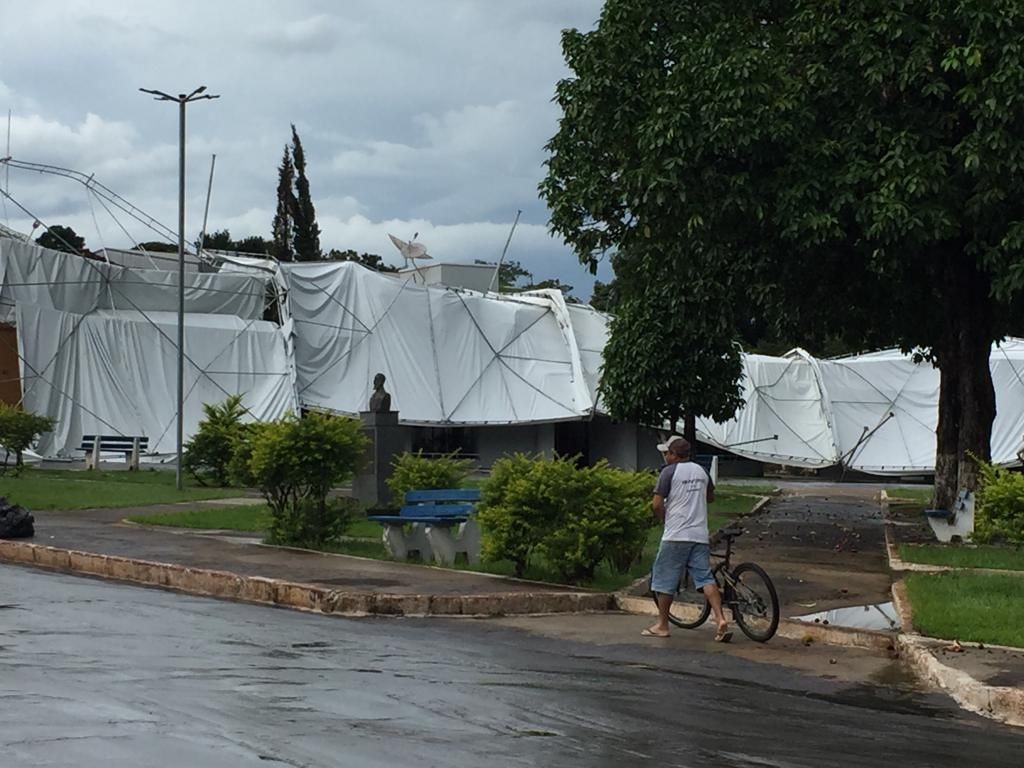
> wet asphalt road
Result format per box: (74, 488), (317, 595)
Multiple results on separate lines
(2, 565), (1023, 767)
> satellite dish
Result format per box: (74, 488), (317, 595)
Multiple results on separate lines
(388, 233), (431, 264)
(388, 233), (432, 283)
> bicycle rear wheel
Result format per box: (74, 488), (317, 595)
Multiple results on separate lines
(729, 562), (780, 642)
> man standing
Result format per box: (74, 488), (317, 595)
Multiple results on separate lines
(643, 438), (731, 641)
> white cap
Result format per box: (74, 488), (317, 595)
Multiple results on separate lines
(656, 435), (684, 452)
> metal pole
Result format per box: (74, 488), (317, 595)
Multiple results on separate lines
(197, 153), (217, 258)
(176, 96), (186, 491)
(488, 209), (522, 294)
(139, 86), (218, 490)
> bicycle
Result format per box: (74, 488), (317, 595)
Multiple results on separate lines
(652, 526), (780, 642)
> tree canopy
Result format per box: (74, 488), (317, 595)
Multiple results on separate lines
(541, 0), (1024, 503)
(36, 225), (87, 255)
(327, 249), (398, 272)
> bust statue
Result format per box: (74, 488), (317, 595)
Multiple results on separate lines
(368, 372), (392, 412)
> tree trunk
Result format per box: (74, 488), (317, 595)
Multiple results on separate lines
(932, 252), (996, 511)
(683, 412), (697, 449)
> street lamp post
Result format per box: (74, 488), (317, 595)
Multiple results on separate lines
(140, 86), (219, 490)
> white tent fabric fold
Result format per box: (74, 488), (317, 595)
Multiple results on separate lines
(698, 342), (1024, 475)
(281, 262), (604, 424)
(0, 240), (268, 320)
(17, 304), (297, 457)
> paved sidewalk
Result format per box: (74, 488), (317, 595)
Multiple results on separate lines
(13, 502), (581, 598)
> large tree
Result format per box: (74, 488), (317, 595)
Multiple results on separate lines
(542, 1), (1024, 508)
(289, 125), (321, 261)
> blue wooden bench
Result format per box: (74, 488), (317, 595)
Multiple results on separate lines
(368, 489), (481, 565)
(80, 435), (149, 470)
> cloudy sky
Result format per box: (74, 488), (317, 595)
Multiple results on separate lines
(0, 0), (611, 296)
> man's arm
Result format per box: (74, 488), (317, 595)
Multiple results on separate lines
(652, 494), (667, 524)
(706, 482), (715, 504)
(652, 465), (674, 524)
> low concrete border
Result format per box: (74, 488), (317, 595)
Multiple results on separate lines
(882, 490), (1024, 728)
(898, 635), (1024, 727)
(0, 539), (614, 618)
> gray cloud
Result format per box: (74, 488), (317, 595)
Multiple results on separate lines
(0, 0), (609, 295)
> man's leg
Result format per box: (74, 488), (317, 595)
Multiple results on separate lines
(703, 583), (729, 635)
(645, 542), (684, 637)
(689, 543), (731, 639)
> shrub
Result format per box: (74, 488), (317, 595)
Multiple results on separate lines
(182, 394), (250, 486)
(386, 449), (474, 500)
(974, 458), (1024, 545)
(538, 461), (654, 582)
(478, 454), (655, 583)
(237, 411), (368, 547)
(477, 453), (572, 577)
(0, 404), (55, 473)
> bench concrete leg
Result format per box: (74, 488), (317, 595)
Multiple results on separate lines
(382, 524), (408, 561)
(457, 519), (482, 565)
(86, 442), (100, 471)
(926, 494), (975, 543)
(426, 525), (457, 566)
(129, 438), (141, 470)
(406, 523), (433, 562)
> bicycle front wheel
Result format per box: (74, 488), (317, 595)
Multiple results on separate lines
(729, 562), (780, 642)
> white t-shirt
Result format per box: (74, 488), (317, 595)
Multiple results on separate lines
(654, 461), (713, 543)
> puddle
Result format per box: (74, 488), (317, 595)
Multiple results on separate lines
(791, 601), (901, 631)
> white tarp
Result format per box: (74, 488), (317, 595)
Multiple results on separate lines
(698, 342), (1024, 475)
(17, 304), (297, 457)
(0, 239), (268, 320)
(281, 262), (603, 424)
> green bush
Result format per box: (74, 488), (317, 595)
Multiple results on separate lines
(182, 394), (250, 486)
(386, 449), (474, 500)
(0, 404), (55, 473)
(235, 411), (368, 547)
(478, 454), (655, 583)
(477, 453), (570, 578)
(974, 459), (1024, 545)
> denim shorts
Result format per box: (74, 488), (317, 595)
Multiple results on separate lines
(651, 540), (715, 594)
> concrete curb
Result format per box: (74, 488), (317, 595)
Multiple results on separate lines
(0, 539), (615, 618)
(614, 595), (898, 652)
(898, 636), (1024, 727)
(881, 490), (1024, 728)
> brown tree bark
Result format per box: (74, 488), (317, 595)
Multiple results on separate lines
(932, 252), (996, 511)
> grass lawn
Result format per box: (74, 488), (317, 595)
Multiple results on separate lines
(0, 468), (243, 510)
(905, 571), (1024, 648)
(127, 503), (383, 539)
(900, 543), (1024, 572)
(887, 487), (934, 505)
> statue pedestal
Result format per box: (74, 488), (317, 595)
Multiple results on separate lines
(353, 410), (410, 507)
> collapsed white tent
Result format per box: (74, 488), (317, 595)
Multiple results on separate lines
(698, 342), (1024, 475)
(1, 239), (297, 457)
(280, 261), (607, 424)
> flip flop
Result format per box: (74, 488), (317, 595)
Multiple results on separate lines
(641, 628), (670, 638)
(714, 629), (734, 643)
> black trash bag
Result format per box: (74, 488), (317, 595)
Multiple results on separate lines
(0, 496), (34, 539)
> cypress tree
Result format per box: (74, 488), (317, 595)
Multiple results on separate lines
(289, 125), (321, 261)
(271, 146), (295, 262)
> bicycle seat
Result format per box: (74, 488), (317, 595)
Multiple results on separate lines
(719, 526), (745, 539)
